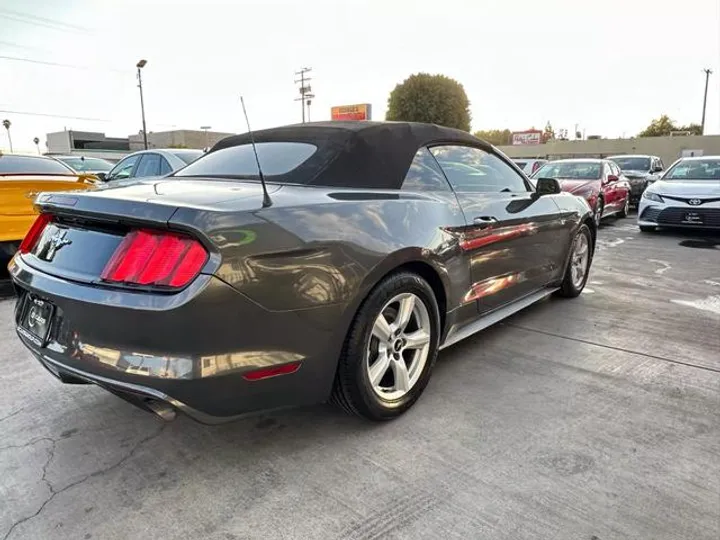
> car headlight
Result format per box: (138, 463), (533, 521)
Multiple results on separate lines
(642, 190), (664, 203)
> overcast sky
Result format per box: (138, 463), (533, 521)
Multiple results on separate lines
(1, 0), (719, 152)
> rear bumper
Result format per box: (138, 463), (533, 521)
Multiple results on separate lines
(9, 255), (346, 423)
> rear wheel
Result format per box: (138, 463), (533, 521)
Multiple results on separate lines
(331, 272), (440, 421)
(639, 225), (656, 232)
(556, 224), (592, 298)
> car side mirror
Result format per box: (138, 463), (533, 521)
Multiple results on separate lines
(535, 177), (561, 195)
(606, 174), (619, 183)
(95, 172), (106, 181)
(652, 166), (663, 173)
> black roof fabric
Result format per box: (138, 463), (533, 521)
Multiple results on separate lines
(210, 121), (489, 189)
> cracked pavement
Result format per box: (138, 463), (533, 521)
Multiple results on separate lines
(1, 216), (719, 539)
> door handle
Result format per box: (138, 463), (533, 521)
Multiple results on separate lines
(473, 216), (497, 225)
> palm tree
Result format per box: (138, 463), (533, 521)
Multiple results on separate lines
(2, 119), (12, 153)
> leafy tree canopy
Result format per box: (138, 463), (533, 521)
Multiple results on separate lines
(386, 73), (471, 131)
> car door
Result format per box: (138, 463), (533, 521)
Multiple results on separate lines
(105, 154), (141, 182)
(601, 161), (619, 212)
(429, 145), (569, 314)
(612, 161), (631, 208)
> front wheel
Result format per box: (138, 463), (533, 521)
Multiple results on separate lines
(618, 196), (630, 218)
(555, 224), (593, 298)
(331, 272), (441, 420)
(594, 199), (604, 227)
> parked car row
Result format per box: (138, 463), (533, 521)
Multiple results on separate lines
(512, 153), (719, 232)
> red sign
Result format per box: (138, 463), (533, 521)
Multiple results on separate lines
(512, 130), (542, 145)
(331, 104), (372, 121)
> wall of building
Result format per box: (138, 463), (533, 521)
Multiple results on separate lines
(128, 130), (235, 151)
(498, 135), (720, 167)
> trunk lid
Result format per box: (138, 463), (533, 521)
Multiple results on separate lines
(26, 178), (280, 285)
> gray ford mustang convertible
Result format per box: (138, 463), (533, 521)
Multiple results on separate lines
(9, 121), (595, 423)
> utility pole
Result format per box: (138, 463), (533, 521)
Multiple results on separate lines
(294, 67), (312, 123)
(701, 68), (712, 135)
(136, 59), (148, 149)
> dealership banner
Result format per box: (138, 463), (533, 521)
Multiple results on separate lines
(331, 104), (372, 121)
(512, 130), (542, 145)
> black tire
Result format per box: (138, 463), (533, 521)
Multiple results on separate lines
(618, 196), (629, 218)
(639, 225), (656, 233)
(594, 199), (604, 227)
(555, 224), (593, 298)
(331, 272), (441, 421)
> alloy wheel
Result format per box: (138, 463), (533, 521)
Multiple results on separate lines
(366, 293), (431, 401)
(570, 233), (590, 289)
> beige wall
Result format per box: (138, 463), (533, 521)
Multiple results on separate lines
(129, 130), (235, 151)
(498, 135), (720, 168)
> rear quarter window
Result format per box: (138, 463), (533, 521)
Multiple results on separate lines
(175, 142), (316, 178)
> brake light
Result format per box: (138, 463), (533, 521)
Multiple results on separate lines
(19, 213), (52, 254)
(101, 230), (208, 288)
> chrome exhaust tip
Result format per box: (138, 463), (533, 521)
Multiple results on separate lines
(146, 399), (177, 421)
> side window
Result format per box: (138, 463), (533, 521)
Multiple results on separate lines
(106, 155), (140, 181)
(134, 153), (162, 178)
(159, 157), (172, 176)
(401, 148), (451, 192)
(429, 145), (529, 193)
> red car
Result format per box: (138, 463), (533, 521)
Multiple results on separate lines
(532, 159), (631, 225)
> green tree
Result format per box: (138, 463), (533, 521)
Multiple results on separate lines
(677, 123), (703, 135)
(473, 129), (512, 145)
(386, 73), (471, 131)
(638, 115), (677, 137)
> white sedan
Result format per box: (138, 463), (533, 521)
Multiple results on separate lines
(638, 156), (720, 232)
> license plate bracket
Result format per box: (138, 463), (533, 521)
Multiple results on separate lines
(19, 296), (54, 347)
(682, 212), (704, 225)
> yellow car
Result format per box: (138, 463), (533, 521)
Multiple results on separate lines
(1, 153), (96, 272)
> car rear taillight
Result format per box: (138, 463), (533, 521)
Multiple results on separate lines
(101, 229), (208, 288)
(19, 213), (52, 254)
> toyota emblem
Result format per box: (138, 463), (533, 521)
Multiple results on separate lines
(688, 199), (702, 205)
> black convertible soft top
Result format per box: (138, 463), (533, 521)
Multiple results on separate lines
(210, 121), (489, 190)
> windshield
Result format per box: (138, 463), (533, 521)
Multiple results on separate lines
(611, 157), (651, 171)
(175, 142), (317, 179)
(58, 157), (113, 172)
(0, 155), (74, 175)
(533, 161), (602, 180)
(171, 149), (204, 164)
(663, 159), (720, 180)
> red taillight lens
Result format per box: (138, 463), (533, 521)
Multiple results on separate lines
(101, 229), (208, 288)
(19, 213), (52, 254)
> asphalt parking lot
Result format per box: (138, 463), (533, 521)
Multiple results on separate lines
(1, 215), (718, 540)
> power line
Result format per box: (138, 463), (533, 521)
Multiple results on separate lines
(0, 109), (110, 122)
(0, 55), (126, 74)
(0, 10), (92, 34)
(0, 8), (90, 32)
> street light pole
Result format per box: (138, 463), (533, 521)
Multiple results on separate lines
(136, 59), (148, 150)
(200, 126), (212, 149)
(2, 119), (12, 152)
(701, 68), (712, 135)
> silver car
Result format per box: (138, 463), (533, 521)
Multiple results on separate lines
(101, 149), (204, 181)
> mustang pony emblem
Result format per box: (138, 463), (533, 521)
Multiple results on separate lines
(42, 230), (72, 261)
